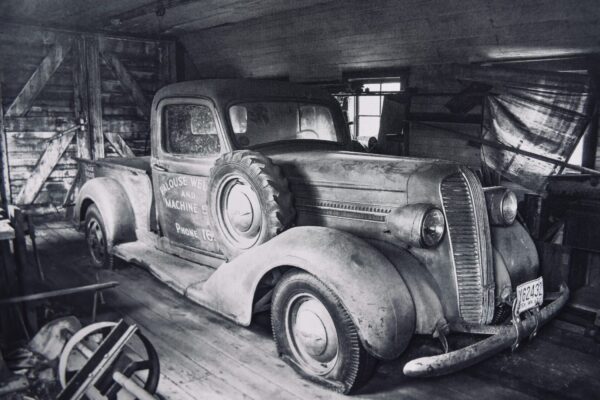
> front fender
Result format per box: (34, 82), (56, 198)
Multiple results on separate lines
(188, 226), (415, 360)
(75, 177), (137, 247)
(492, 222), (539, 299)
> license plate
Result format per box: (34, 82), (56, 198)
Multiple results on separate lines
(515, 277), (544, 315)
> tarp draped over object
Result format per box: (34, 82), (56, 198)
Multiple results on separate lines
(460, 66), (596, 192)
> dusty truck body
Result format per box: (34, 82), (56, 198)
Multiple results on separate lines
(72, 79), (568, 393)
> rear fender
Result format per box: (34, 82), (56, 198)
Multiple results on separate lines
(75, 177), (137, 247)
(191, 226), (415, 360)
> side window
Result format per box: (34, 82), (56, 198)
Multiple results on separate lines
(163, 104), (221, 156)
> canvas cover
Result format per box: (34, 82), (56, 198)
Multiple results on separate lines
(461, 66), (596, 192)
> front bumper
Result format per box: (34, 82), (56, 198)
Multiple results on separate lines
(403, 284), (569, 377)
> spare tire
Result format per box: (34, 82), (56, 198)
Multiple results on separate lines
(208, 150), (295, 259)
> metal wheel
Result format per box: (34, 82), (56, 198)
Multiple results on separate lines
(58, 321), (160, 398)
(87, 219), (105, 265)
(272, 271), (377, 393)
(208, 150), (295, 259)
(84, 204), (114, 269)
(216, 174), (262, 249)
(285, 293), (339, 375)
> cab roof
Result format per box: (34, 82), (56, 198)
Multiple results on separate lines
(153, 79), (335, 109)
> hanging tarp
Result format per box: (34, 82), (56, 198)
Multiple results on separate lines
(459, 66), (596, 192)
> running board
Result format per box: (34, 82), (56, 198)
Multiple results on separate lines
(112, 241), (214, 298)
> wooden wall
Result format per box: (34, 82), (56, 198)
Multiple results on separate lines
(0, 24), (175, 214)
(407, 64), (482, 168)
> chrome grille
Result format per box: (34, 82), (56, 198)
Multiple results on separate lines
(441, 169), (494, 324)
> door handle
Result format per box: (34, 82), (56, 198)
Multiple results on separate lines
(152, 163), (168, 172)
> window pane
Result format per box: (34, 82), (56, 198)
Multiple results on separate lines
(300, 105), (336, 140)
(566, 135), (584, 167)
(363, 83), (381, 92)
(381, 82), (401, 92)
(164, 104), (220, 156)
(228, 102), (340, 147)
(347, 96), (356, 138)
(358, 116), (380, 137)
(347, 96), (355, 123)
(359, 95), (380, 116)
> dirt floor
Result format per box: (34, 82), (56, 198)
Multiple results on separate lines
(15, 219), (600, 400)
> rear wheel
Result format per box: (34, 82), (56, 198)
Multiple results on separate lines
(85, 204), (114, 269)
(271, 271), (376, 393)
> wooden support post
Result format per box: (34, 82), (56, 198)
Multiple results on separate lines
(101, 51), (151, 118)
(73, 36), (92, 159)
(582, 102), (599, 170)
(0, 77), (11, 210)
(86, 35), (104, 159)
(159, 41), (178, 86)
(5, 37), (72, 117)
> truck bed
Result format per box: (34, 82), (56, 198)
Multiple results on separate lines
(89, 156), (152, 174)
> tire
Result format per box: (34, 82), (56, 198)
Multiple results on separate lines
(84, 204), (114, 269)
(271, 271), (377, 394)
(208, 150), (295, 259)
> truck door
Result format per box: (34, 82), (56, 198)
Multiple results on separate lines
(151, 99), (225, 256)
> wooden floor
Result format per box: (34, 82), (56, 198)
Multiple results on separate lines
(25, 220), (600, 400)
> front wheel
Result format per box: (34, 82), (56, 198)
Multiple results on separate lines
(84, 204), (114, 269)
(271, 271), (376, 393)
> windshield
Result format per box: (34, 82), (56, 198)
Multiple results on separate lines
(228, 102), (341, 147)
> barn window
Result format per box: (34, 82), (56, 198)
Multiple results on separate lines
(338, 80), (403, 139)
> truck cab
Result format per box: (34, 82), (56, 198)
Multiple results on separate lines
(73, 79), (568, 394)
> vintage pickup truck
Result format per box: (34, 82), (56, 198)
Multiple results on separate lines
(72, 79), (569, 393)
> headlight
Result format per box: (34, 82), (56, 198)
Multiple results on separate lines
(484, 187), (518, 226)
(386, 204), (445, 248)
(421, 208), (445, 247)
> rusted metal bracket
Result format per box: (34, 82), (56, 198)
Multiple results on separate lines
(433, 319), (450, 354)
(527, 307), (541, 340)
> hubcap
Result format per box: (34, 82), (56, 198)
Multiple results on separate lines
(217, 176), (262, 248)
(87, 219), (105, 264)
(285, 293), (339, 375)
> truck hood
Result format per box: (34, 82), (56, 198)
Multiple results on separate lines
(267, 150), (460, 204)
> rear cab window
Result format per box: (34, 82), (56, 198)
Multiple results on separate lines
(163, 104), (221, 156)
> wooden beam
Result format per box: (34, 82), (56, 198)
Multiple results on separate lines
(73, 36), (92, 159)
(86, 35), (104, 159)
(0, 77), (11, 209)
(409, 112), (482, 124)
(104, 132), (135, 157)
(159, 41), (178, 86)
(15, 129), (77, 205)
(101, 51), (150, 118)
(582, 103), (599, 170)
(5, 37), (72, 117)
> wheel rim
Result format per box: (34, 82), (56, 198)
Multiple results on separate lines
(58, 322), (160, 395)
(86, 218), (106, 265)
(285, 293), (339, 375)
(216, 175), (262, 249)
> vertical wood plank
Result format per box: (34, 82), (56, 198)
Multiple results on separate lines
(0, 77), (11, 209)
(14, 129), (77, 205)
(5, 37), (72, 117)
(159, 41), (177, 86)
(101, 51), (151, 118)
(583, 102), (599, 170)
(73, 36), (92, 159)
(86, 35), (104, 159)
